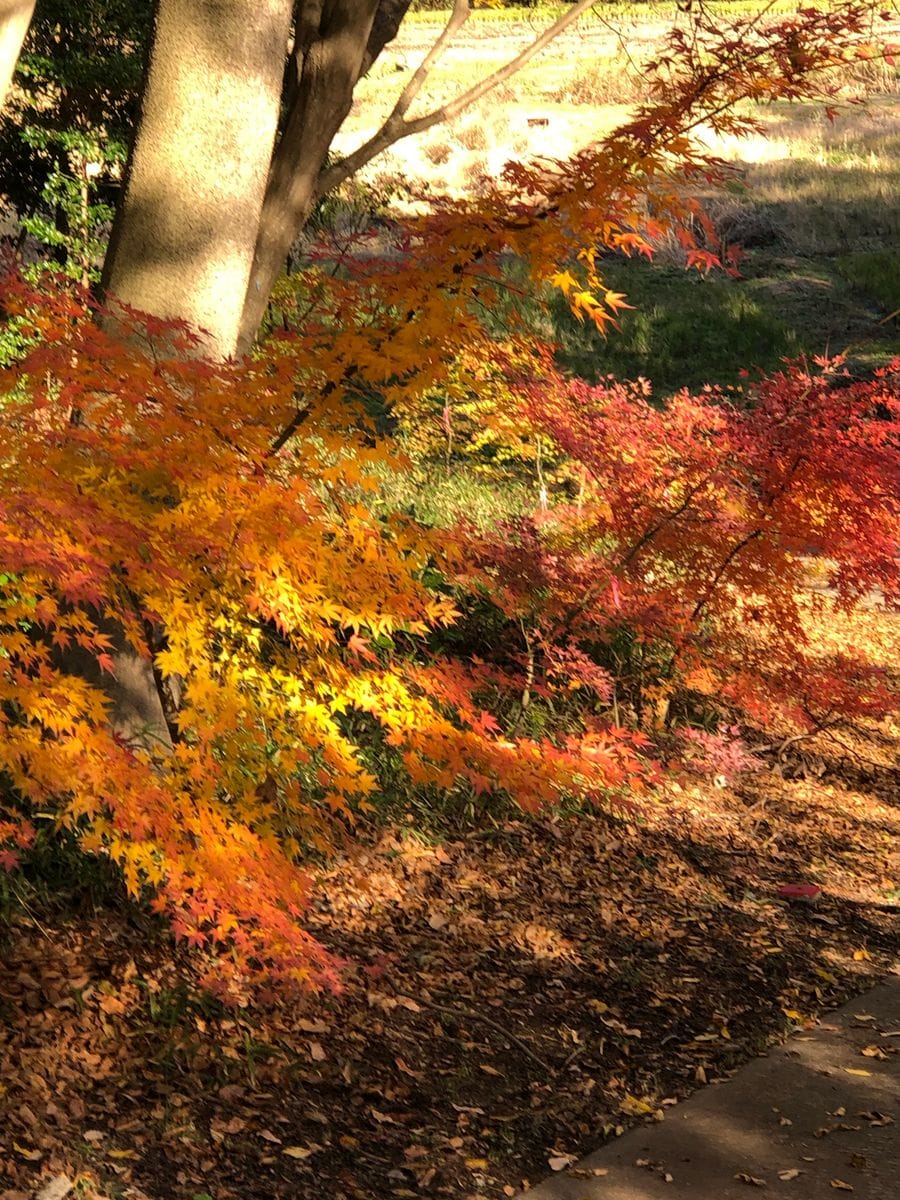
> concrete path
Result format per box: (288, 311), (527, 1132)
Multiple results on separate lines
(525, 977), (900, 1199)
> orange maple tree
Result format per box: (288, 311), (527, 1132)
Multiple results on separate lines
(0, 0), (897, 996)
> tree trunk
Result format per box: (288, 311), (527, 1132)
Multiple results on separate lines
(0, 0), (34, 114)
(237, 0), (380, 353)
(101, 0), (294, 361)
(56, 615), (177, 755)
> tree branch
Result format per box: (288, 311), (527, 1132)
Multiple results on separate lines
(361, 0), (414, 77)
(317, 0), (595, 196)
(390, 0), (470, 124)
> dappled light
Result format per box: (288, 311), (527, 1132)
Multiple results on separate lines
(1, 1), (899, 1197)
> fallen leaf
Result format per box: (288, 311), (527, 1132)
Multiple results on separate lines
(13, 1143), (43, 1162)
(861, 1046), (887, 1060)
(619, 1094), (655, 1116)
(107, 1149), (137, 1160)
(295, 1018), (328, 1033)
(858, 1110), (893, 1126)
(35, 1176), (74, 1200)
(282, 1146), (314, 1160)
(308, 1041), (326, 1062)
(779, 1169), (801, 1181)
(815, 1123), (860, 1137)
(735, 1172), (767, 1186)
(844, 1069), (871, 1077)
(830, 1181), (853, 1191)
(98, 993), (126, 1015)
(548, 1154), (575, 1171)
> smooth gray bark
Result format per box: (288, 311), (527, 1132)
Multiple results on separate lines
(101, 0), (294, 360)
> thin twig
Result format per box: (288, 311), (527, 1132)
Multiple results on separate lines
(424, 999), (552, 1073)
(755, 720), (842, 758)
(822, 728), (896, 772)
(560, 1043), (585, 1072)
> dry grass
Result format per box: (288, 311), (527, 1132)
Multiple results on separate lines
(335, 5), (900, 248)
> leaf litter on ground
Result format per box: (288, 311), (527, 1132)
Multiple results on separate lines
(1, 700), (899, 1200)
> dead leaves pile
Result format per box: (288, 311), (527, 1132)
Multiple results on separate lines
(1, 716), (899, 1199)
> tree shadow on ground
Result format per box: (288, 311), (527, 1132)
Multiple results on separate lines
(2, 727), (899, 1199)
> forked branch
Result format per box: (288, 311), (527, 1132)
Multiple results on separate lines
(316, 0), (596, 196)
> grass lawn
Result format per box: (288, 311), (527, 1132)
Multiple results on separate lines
(333, 8), (900, 392)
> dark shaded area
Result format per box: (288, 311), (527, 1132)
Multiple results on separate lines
(1, 724), (898, 1198)
(0, 0), (152, 216)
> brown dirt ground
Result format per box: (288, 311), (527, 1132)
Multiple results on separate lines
(1, 691), (899, 1200)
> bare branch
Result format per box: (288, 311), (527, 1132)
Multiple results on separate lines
(391, 0), (470, 124)
(316, 0), (595, 196)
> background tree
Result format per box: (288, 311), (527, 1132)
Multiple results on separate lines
(99, 0), (295, 357)
(5, 0), (895, 357)
(4, 0), (603, 356)
(0, 0), (150, 225)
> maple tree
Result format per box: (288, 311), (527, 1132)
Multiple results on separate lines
(0, 1), (898, 998)
(455, 347), (899, 741)
(0, 272), (896, 995)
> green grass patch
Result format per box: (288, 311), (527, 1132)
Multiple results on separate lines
(374, 464), (534, 527)
(836, 251), (900, 322)
(549, 260), (801, 395)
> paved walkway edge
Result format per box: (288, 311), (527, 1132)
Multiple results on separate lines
(523, 976), (900, 1199)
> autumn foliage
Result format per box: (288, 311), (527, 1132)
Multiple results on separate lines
(0, 279), (654, 997)
(0, 0), (898, 996)
(1, 268), (897, 997)
(456, 347), (899, 744)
